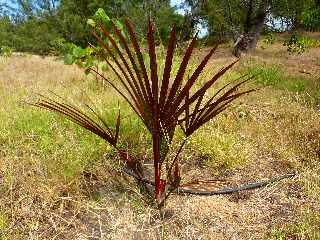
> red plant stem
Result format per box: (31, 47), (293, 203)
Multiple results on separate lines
(116, 148), (143, 178)
(166, 139), (187, 182)
(152, 125), (162, 203)
(116, 148), (156, 198)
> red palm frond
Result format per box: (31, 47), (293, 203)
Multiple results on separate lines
(30, 17), (254, 208)
(31, 94), (118, 146)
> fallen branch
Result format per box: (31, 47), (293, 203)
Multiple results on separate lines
(123, 166), (296, 196)
(176, 173), (296, 195)
(299, 70), (312, 75)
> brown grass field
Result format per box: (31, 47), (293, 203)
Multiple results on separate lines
(0, 38), (320, 239)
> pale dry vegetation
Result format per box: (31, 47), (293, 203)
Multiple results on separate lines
(0, 43), (320, 239)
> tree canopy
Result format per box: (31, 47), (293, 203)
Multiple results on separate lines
(0, 0), (319, 55)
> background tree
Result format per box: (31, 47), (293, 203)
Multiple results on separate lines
(178, 0), (206, 42)
(0, 0), (183, 54)
(270, 0), (315, 31)
(0, 0), (60, 54)
(125, 0), (184, 44)
(0, 15), (14, 47)
(193, 0), (318, 55)
(56, 0), (183, 46)
(1, 0), (320, 55)
(201, 0), (269, 50)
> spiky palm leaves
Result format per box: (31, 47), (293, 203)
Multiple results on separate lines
(31, 18), (254, 207)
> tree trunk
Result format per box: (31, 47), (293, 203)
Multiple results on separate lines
(232, 0), (268, 57)
(180, 13), (196, 42)
(179, 0), (206, 42)
(248, 1), (268, 49)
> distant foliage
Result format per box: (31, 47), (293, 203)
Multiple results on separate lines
(1, 0), (320, 55)
(9, 15), (61, 55)
(0, 0), (183, 55)
(301, 8), (320, 31)
(0, 17), (14, 50)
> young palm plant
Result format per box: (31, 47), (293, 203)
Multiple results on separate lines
(30, 18), (254, 209)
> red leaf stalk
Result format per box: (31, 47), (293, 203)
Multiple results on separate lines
(152, 121), (162, 203)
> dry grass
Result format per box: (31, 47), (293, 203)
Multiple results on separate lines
(0, 42), (320, 239)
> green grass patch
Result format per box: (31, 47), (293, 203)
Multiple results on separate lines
(270, 211), (320, 240)
(242, 62), (320, 104)
(187, 114), (248, 174)
(246, 64), (306, 92)
(0, 211), (7, 231)
(0, 97), (107, 183)
(0, 88), (152, 185)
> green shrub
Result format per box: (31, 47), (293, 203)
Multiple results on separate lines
(49, 37), (77, 56)
(284, 34), (320, 54)
(284, 33), (306, 54)
(263, 32), (276, 45)
(0, 46), (12, 58)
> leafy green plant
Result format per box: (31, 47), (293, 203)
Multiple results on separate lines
(0, 46), (12, 58)
(263, 32), (276, 45)
(63, 46), (97, 70)
(284, 33), (320, 55)
(284, 33), (306, 54)
(30, 17), (253, 210)
(62, 9), (126, 76)
(50, 37), (76, 56)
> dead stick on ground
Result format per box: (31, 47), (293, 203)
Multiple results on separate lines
(123, 166), (296, 196)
